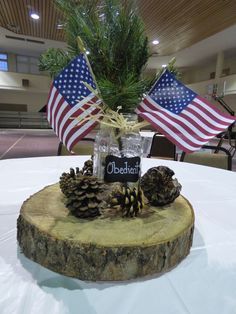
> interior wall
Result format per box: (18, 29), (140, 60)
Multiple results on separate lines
(187, 75), (236, 113)
(0, 89), (48, 112)
(222, 94), (236, 113)
(182, 54), (236, 84)
(1, 50), (236, 114)
(182, 60), (216, 84)
(224, 56), (236, 75)
(0, 71), (50, 92)
(0, 52), (51, 112)
(7, 53), (17, 72)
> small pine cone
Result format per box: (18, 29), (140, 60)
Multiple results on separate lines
(81, 159), (93, 176)
(64, 175), (105, 219)
(59, 168), (82, 197)
(110, 185), (143, 217)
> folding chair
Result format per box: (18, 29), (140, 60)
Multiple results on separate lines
(57, 138), (94, 156)
(148, 133), (177, 160)
(180, 145), (232, 170)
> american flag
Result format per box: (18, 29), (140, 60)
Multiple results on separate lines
(46, 54), (100, 151)
(136, 70), (236, 153)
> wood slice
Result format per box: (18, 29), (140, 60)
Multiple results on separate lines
(17, 183), (194, 281)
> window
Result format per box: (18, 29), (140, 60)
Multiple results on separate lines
(16, 55), (40, 74)
(0, 53), (8, 71)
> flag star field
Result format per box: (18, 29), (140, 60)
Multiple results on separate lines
(54, 56), (96, 106)
(149, 71), (197, 114)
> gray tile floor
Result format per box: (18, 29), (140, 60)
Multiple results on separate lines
(0, 128), (236, 171)
(0, 129), (60, 160)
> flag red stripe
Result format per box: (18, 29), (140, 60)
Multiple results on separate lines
(60, 106), (88, 142)
(59, 97), (98, 143)
(142, 111), (203, 148)
(139, 112), (203, 153)
(138, 104), (213, 142)
(53, 100), (67, 135)
(142, 96), (227, 133)
(197, 95), (236, 121)
(184, 105), (228, 132)
(140, 98), (221, 137)
(47, 87), (58, 122)
(52, 97), (65, 131)
(55, 102), (71, 137)
(56, 100), (93, 141)
(191, 100), (230, 127)
(46, 84), (53, 119)
(64, 106), (100, 148)
(48, 90), (59, 125)
(139, 99), (230, 152)
(179, 108), (226, 135)
(67, 121), (98, 151)
(48, 90), (99, 149)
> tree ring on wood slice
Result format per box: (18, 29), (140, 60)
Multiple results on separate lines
(17, 183), (194, 281)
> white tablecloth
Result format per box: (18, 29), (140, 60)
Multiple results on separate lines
(0, 156), (236, 314)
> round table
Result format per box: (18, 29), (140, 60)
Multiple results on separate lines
(0, 156), (236, 314)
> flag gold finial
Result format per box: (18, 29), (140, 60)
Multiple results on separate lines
(77, 36), (86, 53)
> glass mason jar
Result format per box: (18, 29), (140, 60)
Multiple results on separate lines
(93, 114), (142, 187)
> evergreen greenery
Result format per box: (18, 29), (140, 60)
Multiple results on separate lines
(39, 0), (180, 112)
(39, 48), (71, 78)
(156, 57), (181, 81)
(146, 57), (181, 91)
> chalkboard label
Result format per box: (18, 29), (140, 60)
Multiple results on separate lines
(104, 155), (141, 183)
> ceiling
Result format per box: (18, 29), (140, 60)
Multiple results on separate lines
(0, 0), (236, 69)
(0, 0), (64, 41)
(137, 0), (236, 56)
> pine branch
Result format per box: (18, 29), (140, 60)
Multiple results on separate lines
(40, 0), (180, 112)
(38, 48), (71, 78)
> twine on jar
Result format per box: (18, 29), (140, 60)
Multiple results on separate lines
(74, 102), (149, 138)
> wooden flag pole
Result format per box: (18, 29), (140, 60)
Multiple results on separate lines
(77, 36), (103, 99)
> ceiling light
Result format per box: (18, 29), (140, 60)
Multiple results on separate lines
(30, 13), (40, 20)
(57, 24), (64, 30)
(152, 39), (159, 45)
(162, 64), (167, 68)
(99, 13), (105, 22)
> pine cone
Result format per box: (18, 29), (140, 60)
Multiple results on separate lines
(59, 167), (104, 218)
(110, 184), (143, 217)
(140, 166), (182, 206)
(59, 157), (93, 195)
(59, 168), (81, 197)
(65, 175), (104, 218)
(81, 159), (93, 176)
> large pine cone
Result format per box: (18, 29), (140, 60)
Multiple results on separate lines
(140, 166), (182, 206)
(109, 184), (143, 217)
(59, 168), (104, 218)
